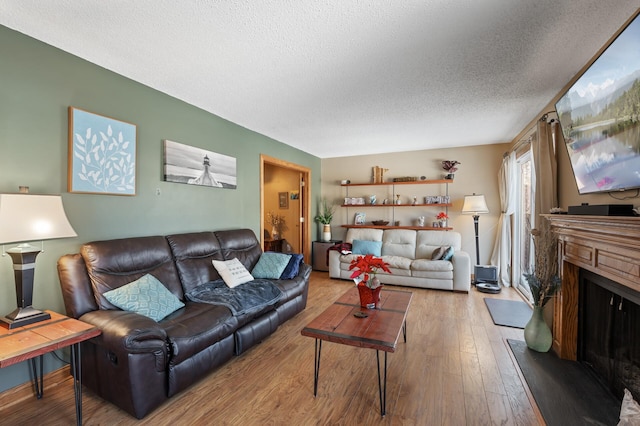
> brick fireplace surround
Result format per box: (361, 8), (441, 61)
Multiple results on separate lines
(546, 215), (640, 360)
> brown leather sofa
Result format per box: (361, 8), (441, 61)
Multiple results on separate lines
(57, 229), (310, 419)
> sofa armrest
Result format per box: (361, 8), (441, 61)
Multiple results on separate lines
(328, 250), (341, 278)
(451, 250), (471, 292)
(79, 310), (168, 353)
(297, 261), (312, 282)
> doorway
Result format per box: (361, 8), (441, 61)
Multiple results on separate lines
(260, 154), (311, 263)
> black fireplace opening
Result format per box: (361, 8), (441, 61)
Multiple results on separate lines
(578, 269), (640, 402)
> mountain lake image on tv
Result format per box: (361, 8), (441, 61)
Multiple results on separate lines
(555, 12), (640, 195)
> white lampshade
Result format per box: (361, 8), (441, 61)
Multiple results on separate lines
(0, 194), (77, 245)
(461, 194), (489, 215)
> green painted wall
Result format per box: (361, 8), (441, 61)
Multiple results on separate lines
(0, 25), (321, 392)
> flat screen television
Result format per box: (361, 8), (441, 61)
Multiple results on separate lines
(555, 12), (640, 195)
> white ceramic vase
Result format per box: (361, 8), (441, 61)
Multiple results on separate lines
(322, 224), (331, 242)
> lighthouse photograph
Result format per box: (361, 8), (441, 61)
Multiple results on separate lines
(163, 140), (237, 189)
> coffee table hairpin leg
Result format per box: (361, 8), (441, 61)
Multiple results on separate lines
(376, 350), (388, 416)
(313, 339), (322, 397)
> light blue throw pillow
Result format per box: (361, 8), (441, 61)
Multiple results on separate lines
(103, 274), (184, 322)
(252, 252), (292, 279)
(442, 246), (455, 261)
(352, 239), (382, 257)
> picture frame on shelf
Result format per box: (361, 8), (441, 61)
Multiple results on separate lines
(354, 212), (366, 225)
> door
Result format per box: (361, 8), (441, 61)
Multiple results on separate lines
(514, 149), (535, 298)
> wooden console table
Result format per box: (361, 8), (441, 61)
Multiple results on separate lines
(0, 310), (101, 425)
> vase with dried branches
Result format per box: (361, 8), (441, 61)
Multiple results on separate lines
(524, 220), (561, 352)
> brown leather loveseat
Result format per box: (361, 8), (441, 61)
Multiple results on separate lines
(57, 229), (310, 419)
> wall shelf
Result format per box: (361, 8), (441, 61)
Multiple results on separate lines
(342, 224), (453, 231)
(341, 203), (452, 208)
(341, 179), (452, 230)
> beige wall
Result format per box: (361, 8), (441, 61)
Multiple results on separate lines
(321, 143), (510, 265)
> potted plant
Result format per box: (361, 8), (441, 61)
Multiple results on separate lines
(436, 211), (449, 227)
(349, 254), (391, 308)
(314, 198), (335, 242)
(524, 221), (561, 352)
(441, 160), (461, 180)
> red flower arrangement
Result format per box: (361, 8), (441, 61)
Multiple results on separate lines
(349, 254), (391, 289)
(436, 211), (449, 221)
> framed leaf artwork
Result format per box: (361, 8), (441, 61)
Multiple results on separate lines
(68, 107), (137, 195)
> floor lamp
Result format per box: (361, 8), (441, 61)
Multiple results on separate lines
(461, 194), (498, 293)
(0, 192), (77, 328)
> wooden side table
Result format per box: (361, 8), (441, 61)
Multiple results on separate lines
(264, 238), (284, 252)
(312, 240), (341, 271)
(0, 310), (101, 426)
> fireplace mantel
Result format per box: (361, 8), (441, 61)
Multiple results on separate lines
(545, 214), (640, 359)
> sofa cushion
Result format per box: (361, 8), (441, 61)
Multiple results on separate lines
(166, 232), (224, 294)
(162, 302), (239, 366)
(411, 258), (454, 272)
(252, 252), (291, 279)
(81, 235), (184, 310)
(352, 239), (382, 256)
(382, 229), (417, 259)
(103, 274), (185, 322)
(381, 255), (412, 270)
(212, 258), (254, 288)
(215, 229), (263, 270)
(280, 253), (304, 279)
(415, 230), (462, 259)
(345, 228), (383, 243)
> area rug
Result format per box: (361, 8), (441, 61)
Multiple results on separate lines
(484, 298), (532, 329)
(507, 339), (620, 426)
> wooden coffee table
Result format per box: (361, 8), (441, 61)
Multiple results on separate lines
(301, 286), (412, 417)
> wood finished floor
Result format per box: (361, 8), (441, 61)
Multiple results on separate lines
(0, 272), (542, 425)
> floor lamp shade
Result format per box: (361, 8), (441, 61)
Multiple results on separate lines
(0, 194), (77, 328)
(461, 194), (489, 266)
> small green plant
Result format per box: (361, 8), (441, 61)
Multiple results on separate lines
(314, 198), (335, 224)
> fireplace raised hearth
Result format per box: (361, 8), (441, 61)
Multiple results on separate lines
(546, 215), (640, 401)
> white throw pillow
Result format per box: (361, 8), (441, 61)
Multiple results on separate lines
(212, 258), (254, 288)
(618, 389), (640, 426)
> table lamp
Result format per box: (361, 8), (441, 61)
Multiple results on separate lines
(0, 192), (77, 328)
(461, 193), (489, 265)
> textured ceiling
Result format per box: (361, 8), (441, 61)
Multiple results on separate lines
(1, 1), (638, 158)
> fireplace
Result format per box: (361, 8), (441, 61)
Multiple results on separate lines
(579, 269), (640, 400)
(546, 215), (640, 401)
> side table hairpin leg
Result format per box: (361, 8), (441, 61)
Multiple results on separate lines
(30, 355), (44, 399)
(70, 342), (83, 426)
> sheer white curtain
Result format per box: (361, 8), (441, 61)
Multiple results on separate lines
(490, 151), (516, 287)
(532, 118), (558, 228)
